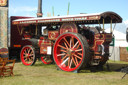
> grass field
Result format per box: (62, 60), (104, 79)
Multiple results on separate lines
(0, 60), (128, 85)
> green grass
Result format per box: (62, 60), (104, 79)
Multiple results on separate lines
(0, 60), (128, 85)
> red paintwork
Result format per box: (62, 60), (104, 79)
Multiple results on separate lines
(38, 38), (52, 54)
(60, 23), (78, 34)
(92, 33), (112, 59)
(93, 33), (112, 51)
(10, 16), (33, 49)
(48, 31), (59, 40)
(53, 33), (84, 72)
(20, 46), (34, 66)
(10, 12), (122, 72)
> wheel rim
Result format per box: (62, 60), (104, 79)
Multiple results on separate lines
(40, 55), (52, 64)
(54, 33), (84, 72)
(20, 46), (35, 66)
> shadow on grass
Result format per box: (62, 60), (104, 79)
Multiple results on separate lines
(108, 62), (128, 71)
(79, 61), (128, 73)
(15, 60), (128, 73)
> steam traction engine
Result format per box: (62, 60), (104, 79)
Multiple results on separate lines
(11, 12), (122, 72)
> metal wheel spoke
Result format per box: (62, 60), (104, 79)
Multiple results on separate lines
(63, 37), (70, 47)
(72, 57), (77, 66)
(58, 44), (67, 50)
(23, 52), (26, 55)
(30, 57), (33, 61)
(70, 37), (72, 48)
(75, 49), (82, 52)
(46, 58), (51, 62)
(69, 58), (73, 68)
(77, 53), (82, 56)
(23, 55), (27, 58)
(28, 49), (31, 54)
(24, 57), (27, 60)
(60, 50), (67, 53)
(29, 50), (33, 54)
(75, 57), (78, 65)
(73, 41), (79, 49)
(61, 57), (69, 66)
(29, 54), (34, 56)
(26, 48), (29, 53)
(68, 57), (70, 67)
(44, 58), (47, 61)
(57, 53), (66, 56)
(25, 58), (28, 62)
(62, 55), (68, 61)
(74, 54), (82, 60)
(64, 42), (69, 49)
(76, 44), (80, 49)
(24, 50), (27, 54)
(72, 37), (74, 46)
(29, 58), (32, 62)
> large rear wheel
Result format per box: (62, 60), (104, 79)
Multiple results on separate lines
(20, 45), (36, 66)
(53, 32), (90, 72)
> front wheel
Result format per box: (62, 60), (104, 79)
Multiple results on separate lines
(53, 32), (90, 72)
(20, 45), (36, 66)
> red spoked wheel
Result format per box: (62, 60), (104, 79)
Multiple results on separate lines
(20, 45), (36, 66)
(40, 55), (53, 64)
(53, 32), (90, 72)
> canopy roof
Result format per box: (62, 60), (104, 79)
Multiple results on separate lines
(13, 11), (122, 25)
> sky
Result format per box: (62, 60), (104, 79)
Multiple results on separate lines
(9, 0), (128, 33)
(9, 0), (128, 21)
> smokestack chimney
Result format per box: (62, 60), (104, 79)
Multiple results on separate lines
(37, 0), (43, 17)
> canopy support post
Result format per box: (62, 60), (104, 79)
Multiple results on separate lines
(103, 19), (105, 32)
(110, 19), (112, 33)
